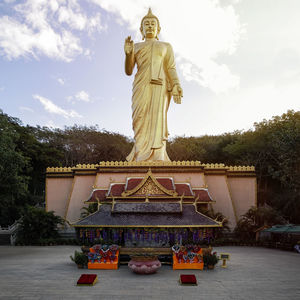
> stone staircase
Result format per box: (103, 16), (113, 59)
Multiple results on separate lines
(0, 220), (20, 245)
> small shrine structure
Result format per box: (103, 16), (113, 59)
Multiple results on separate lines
(46, 161), (256, 245)
(74, 169), (220, 246)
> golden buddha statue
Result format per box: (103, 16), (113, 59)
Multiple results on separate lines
(124, 8), (183, 162)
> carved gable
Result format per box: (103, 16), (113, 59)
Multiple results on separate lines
(135, 177), (166, 196)
(122, 171), (176, 197)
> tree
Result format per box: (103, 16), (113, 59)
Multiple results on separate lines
(234, 206), (286, 240)
(18, 125), (64, 202)
(16, 206), (64, 245)
(80, 203), (98, 218)
(224, 110), (300, 223)
(1, 108), (300, 226)
(0, 113), (133, 225)
(42, 125), (132, 166)
(167, 133), (241, 163)
(199, 208), (230, 238)
(0, 111), (29, 226)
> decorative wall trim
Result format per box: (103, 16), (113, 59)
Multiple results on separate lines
(46, 162), (255, 175)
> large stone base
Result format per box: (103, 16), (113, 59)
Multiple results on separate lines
(46, 161), (256, 230)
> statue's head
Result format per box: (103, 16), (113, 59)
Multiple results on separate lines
(140, 8), (161, 40)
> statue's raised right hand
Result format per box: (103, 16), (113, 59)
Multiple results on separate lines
(124, 36), (134, 55)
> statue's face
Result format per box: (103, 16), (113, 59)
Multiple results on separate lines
(142, 17), (158, 39)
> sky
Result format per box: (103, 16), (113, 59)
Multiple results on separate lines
(0, 0), (300, 138)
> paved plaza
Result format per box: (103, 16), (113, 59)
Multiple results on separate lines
(0, 245), (299, 300)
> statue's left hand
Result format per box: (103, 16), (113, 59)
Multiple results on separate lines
(172, 85), (183, 104)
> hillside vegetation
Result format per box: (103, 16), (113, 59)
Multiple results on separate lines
(1, 109), (299, 225)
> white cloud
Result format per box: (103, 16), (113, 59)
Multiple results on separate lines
(91, 0), (243, 94)
(0, 0), (103, 61)
(19, 106), (34, 113)
(0, 86), (4, 92)
(75, 90), (91, 102)
(57, 78), (65, 85)
(34, 94), (82, 119)
(58, 4), (102, 34)
(67, 90), (92, 103)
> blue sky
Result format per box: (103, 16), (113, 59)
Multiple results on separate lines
(0, 0), (300, 138)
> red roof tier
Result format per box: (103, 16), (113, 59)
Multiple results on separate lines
(156, 178), (175, 191)
(125, 178), (143, 191)
(108, 183), (125, 196)
(86, 189), (107, 203)
(87, 175), (214, 203)
(175, 183), (193, 196)
(193, 189), (213, 202)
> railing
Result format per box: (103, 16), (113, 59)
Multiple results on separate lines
(0, 219), (21, 245)
(0, 220), (18, 232)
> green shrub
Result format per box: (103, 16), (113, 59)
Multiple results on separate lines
(203, 252), (219, 266)
(70, 250), (88, 266)
(16, 206), (64, 245)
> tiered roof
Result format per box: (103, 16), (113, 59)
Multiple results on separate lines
(86, 171), (214, 204)
(73, 170), (220, 228)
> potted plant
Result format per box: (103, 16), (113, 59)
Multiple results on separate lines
(203, 251), (219, 269)
(70, 250), (88, 268)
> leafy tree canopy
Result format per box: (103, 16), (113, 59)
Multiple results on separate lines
(0, 111), (29, 225)
(234, 206), (286, 240)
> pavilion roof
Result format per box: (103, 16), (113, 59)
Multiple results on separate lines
(262, 224), (300, 233)
(73, 204), (221, 228)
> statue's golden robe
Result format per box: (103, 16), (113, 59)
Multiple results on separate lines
(126, 40), (180, 161)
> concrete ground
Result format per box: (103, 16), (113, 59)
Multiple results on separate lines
(0, 246), (299, 300)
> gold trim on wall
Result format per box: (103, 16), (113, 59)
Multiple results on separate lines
(46, 162), (255, 173)
(255, 177), (258, 207)
(202, 173), (208, 190)
(46, 174), (74, 178)
(93, 173), (100, 189)
(99, 161), (202, 167)
(225, 176), (238, 223)
(227, 173), (256, 178)
(64, 176), (76, 221)
(46, 166), (73, 172)
(45, 178), (48, 212)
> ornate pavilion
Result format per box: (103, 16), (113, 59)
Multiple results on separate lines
(73, 170), (222, 247)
